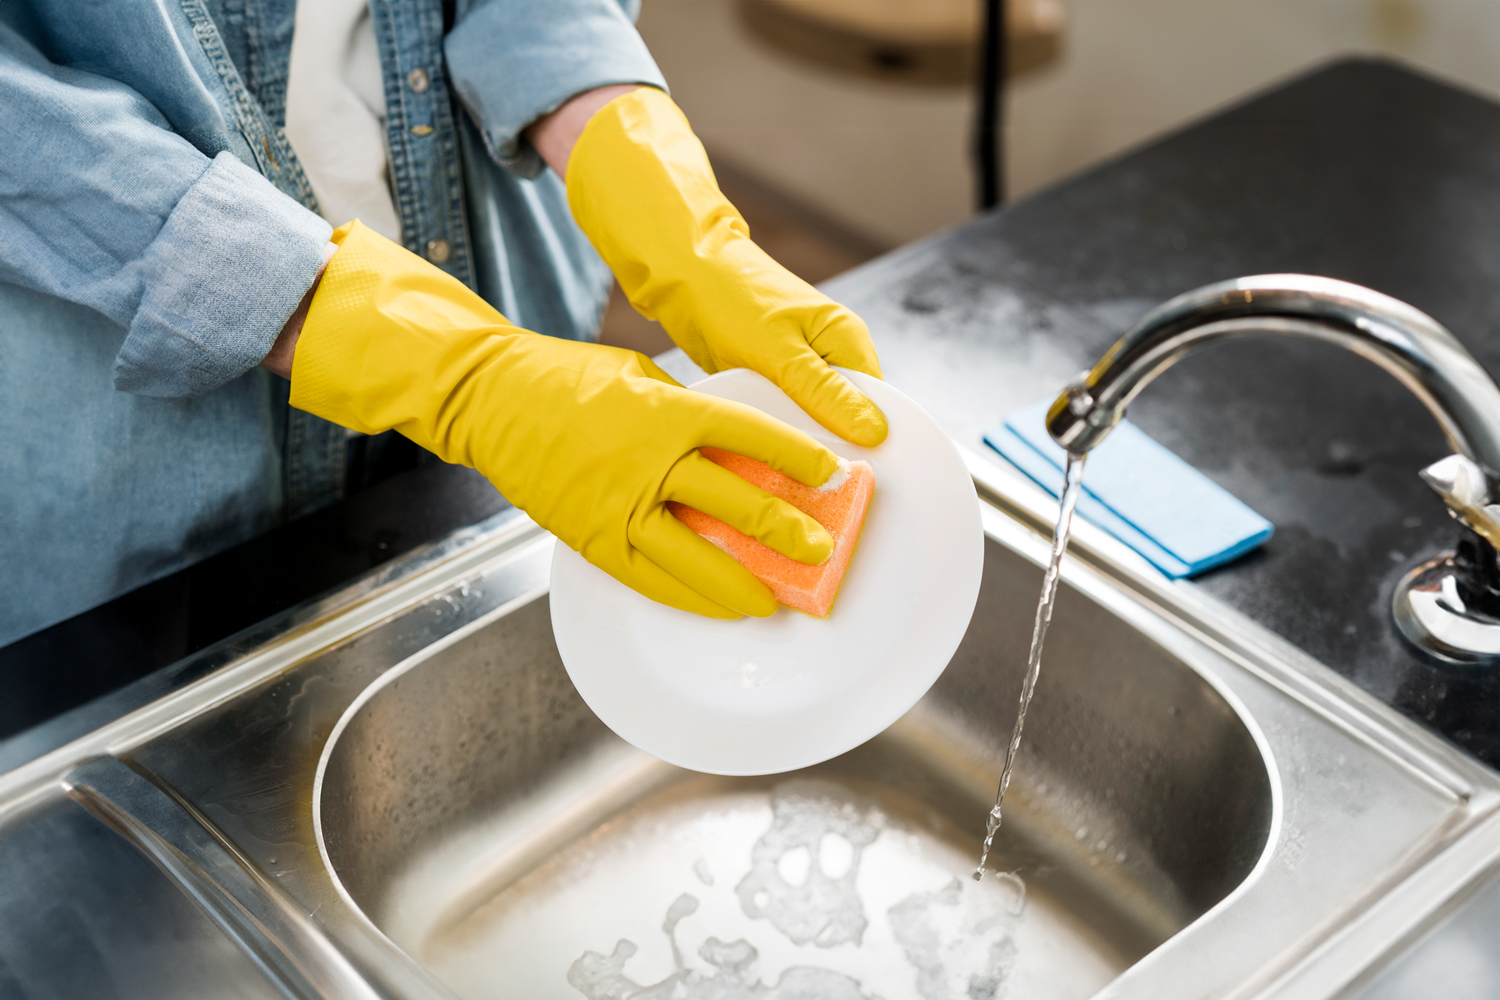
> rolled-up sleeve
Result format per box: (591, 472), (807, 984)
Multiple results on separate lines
(444, 0), (667, 179)
(0, 23), (332, 398)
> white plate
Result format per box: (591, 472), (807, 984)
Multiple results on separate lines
(549, 368), (983, 775)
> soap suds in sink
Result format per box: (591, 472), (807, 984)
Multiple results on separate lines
(564, 781), (1034, 1000)
(413, 775), (1116, 1000)
(567, 890), (875, 1000)
(735, 780), (884, 947)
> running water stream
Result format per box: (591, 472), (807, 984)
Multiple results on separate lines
(975, 453), (1087, 881)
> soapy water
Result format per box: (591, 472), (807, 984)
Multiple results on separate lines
(566, 892), (876, 1000)
(735, 780), (883, 947)
(975, 453), (1087, 881)
(890, 878), (1021, 1000)
(568, 781), (1026, 1000)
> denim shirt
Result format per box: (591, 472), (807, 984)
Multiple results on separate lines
(0, 0), (665, 645)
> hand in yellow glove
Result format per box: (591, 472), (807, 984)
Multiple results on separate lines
(291, 221), (842, 619)
(565, 88), (889, 449)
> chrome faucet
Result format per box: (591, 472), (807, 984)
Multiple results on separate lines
(1044, 274), (1500, 664)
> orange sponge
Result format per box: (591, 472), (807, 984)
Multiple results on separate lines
(669, 447), (875, 618)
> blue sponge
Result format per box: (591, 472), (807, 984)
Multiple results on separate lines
(984, 401), (1273, 579)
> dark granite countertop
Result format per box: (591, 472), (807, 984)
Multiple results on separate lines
(7, 56), (1500, 776)
(825, 57), (1500, 769)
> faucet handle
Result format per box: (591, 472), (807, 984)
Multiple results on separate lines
(1396, 454), (1500, 663)
(1419, 454), (1500, 550)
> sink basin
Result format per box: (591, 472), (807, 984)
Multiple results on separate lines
(3, 454), (1498, 1000)
(315, 538), (1273, 999)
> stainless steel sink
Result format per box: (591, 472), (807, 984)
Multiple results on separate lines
(4, 452), (1500, 1000)
(315, 529), (1271, 1000)
(0, 794), (286, 1000)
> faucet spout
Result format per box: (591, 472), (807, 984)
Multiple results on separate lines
(1045, 274), (1500, 664)
(1046, 275), (1500, 482)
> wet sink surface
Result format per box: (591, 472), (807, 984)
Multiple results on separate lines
(316, 537), (1272, 1000)
(416, 775), (1111, 1000)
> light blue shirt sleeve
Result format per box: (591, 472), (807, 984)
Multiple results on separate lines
(444, 0), (669, 179)
(0, 22), (332, 399)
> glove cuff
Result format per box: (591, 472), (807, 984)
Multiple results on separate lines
(290, 219), (518, 462)
(566, 89), (746, 341)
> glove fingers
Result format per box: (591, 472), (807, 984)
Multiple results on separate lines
(771, 347), (890, 449)
(805, 306), (884, 379)
(665, 452), (833, 565)
(698, 398), (842, 488)
(606, 543), (744, 619)
(633, 506), (779, 617)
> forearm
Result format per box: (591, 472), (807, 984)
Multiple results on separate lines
(261, 241), (339, 379)
(527, 84), (643, 178)
(443, 0), (665, 178)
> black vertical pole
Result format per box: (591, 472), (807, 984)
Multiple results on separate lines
(976, 0), (1007, 209)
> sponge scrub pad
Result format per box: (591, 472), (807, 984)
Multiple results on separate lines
(669, 447), (875, 618)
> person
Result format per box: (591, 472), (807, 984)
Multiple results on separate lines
(0, 0), (888, 646)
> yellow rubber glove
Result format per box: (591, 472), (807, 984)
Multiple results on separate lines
(566, 88), (889, 449)
(291, 221), (841, 619)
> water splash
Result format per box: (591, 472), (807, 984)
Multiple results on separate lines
(975, 452), (1087, 880)
(736, 781), (884, 947)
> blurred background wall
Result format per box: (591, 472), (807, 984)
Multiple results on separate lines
(637, 0), (1500, 247)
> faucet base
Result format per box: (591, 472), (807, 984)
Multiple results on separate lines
(1393, 553), (1500, 665)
